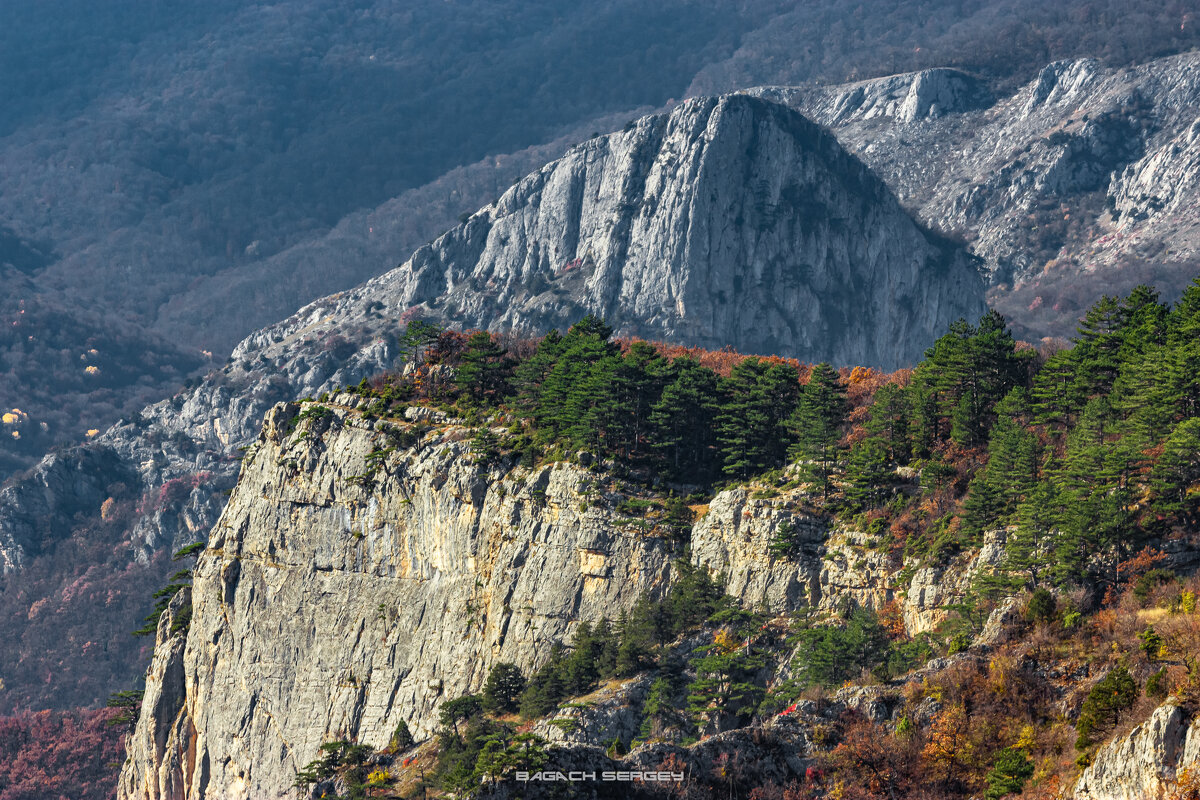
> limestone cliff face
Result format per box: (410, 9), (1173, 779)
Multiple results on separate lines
(119, 399), (679, 799)
(380, 94), (984, 370)
(118, 400), (1013, 800)
(757, 53), (1200, 289)
(1073, 702), (1200, 800)
(689, 485), (1002, 635)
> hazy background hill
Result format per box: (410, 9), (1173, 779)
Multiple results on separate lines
(0, 0), (1197, 478)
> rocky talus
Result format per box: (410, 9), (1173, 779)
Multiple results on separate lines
(119, 400), (1002, 799)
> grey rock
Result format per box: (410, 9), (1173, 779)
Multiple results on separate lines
(1074, 702), (1189, 800)
(380, 93), (984, 370)
(759, 53), (1200, 288)
(532, 676), (654, 748)
(118, 403), (678, 799)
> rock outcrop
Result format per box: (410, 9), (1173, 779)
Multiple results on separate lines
(118, 399), (1018, 799)
(380, 93), (984, 371)
(119, 400), (680, 798)
(1074, 702), (1200, 800)
(757, 53), (1200, 299)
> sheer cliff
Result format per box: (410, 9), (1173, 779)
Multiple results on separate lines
(115, 398), (996, 799)
(385, 94), (985, 370)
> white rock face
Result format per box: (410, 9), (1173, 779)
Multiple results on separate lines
(1074, 703), (1191, 800)
(383, 94), (985, 370)
(119, 401), (680, 799)
(758, 53), (1200, 287)
(117, 403), (1009, 799)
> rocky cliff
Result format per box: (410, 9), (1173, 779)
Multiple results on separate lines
(117, 399), (1000, 799)
(1074, 702), (1200, 799)
(378, 94), (985, 369)
(754, 53), (1200, 336)
(0, 89), (987, 711)
(13, 50), (1200, 722)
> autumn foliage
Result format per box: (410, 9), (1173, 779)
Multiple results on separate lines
(0, 708), (124, 800)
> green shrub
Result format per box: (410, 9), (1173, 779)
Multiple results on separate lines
(1076, 666), (1138, 751)
(1025, 588), (1056, 624)
(984, 747), (1034, 799)
(1146, 668), (1170, 699)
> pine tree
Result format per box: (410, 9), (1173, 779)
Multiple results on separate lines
(716, 359), (801, 479)
(399, 319), (443, 364)
(844, 437), (892, 511)
(864, 382), (912, 463)
(649, 357), (720, 483)
(605, 341), (669, 460)
(1002, 480), (1062, 590)
(951, 310), (1029, 446)
(454, 331), (511, 405)
(1150, 417), (1200, 527)
(482, 663), (526, 715)
(1071, 295), (1124, 400)
(1166, 279), (1200, 419)
(518, 645), (568, 719)
(515, 329), (564, 413)
(533, 318), (621, 450)
(788, 362), (848, 499)
(1031, 348), (1081, 429)
(910, 318), (972, 444)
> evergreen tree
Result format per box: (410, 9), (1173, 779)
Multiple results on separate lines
(864, 382), (912, 463)
(792, 607), (891, 687)
(605, 341), (670, 460)
(1031, 348), (1081, 429)
(667, 559), (728, 636)
(399, 319), (443, 364)
(1001, 480), (1063, 590)
(1075, 666), (1137, 750)
(788, 362), (848, 499)
(649, 357), (720, 482)
(952, 310), (1029, 446)
(984, 748), (1034, 800)
(615, 609), (655, 677)
(910, 318), (973, 445)
(533, 317), (621, 450)
(1150, 417), (1200, 527)
(685, 644), (766, 734)
(716, 359), (801, 479)
(454, 331), (511, 405)
(518, 646), (568, 719)
(844, 437), (892, 511)
(482, 663), (526, 715)
(515, 329), (564, 413)
(1071, 295), (1124, 400)
(638, 675), (684, 740)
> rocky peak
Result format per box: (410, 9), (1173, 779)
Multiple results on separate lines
(386, 93), (986, 370)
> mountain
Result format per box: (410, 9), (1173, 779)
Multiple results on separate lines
(756, 52), (1200, 340)
(115, 398), (955, 798)
(380, 94), (984, 368)
(114, 274), (1200, 798)
(2, 0), (1197, 477)
(0, 93), (982, 715)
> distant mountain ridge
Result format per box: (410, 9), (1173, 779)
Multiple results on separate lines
(358, 94), (985, 368)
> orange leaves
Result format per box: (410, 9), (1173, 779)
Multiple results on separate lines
(921, 703), (973, 782)
(878, 599), (908, 640)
